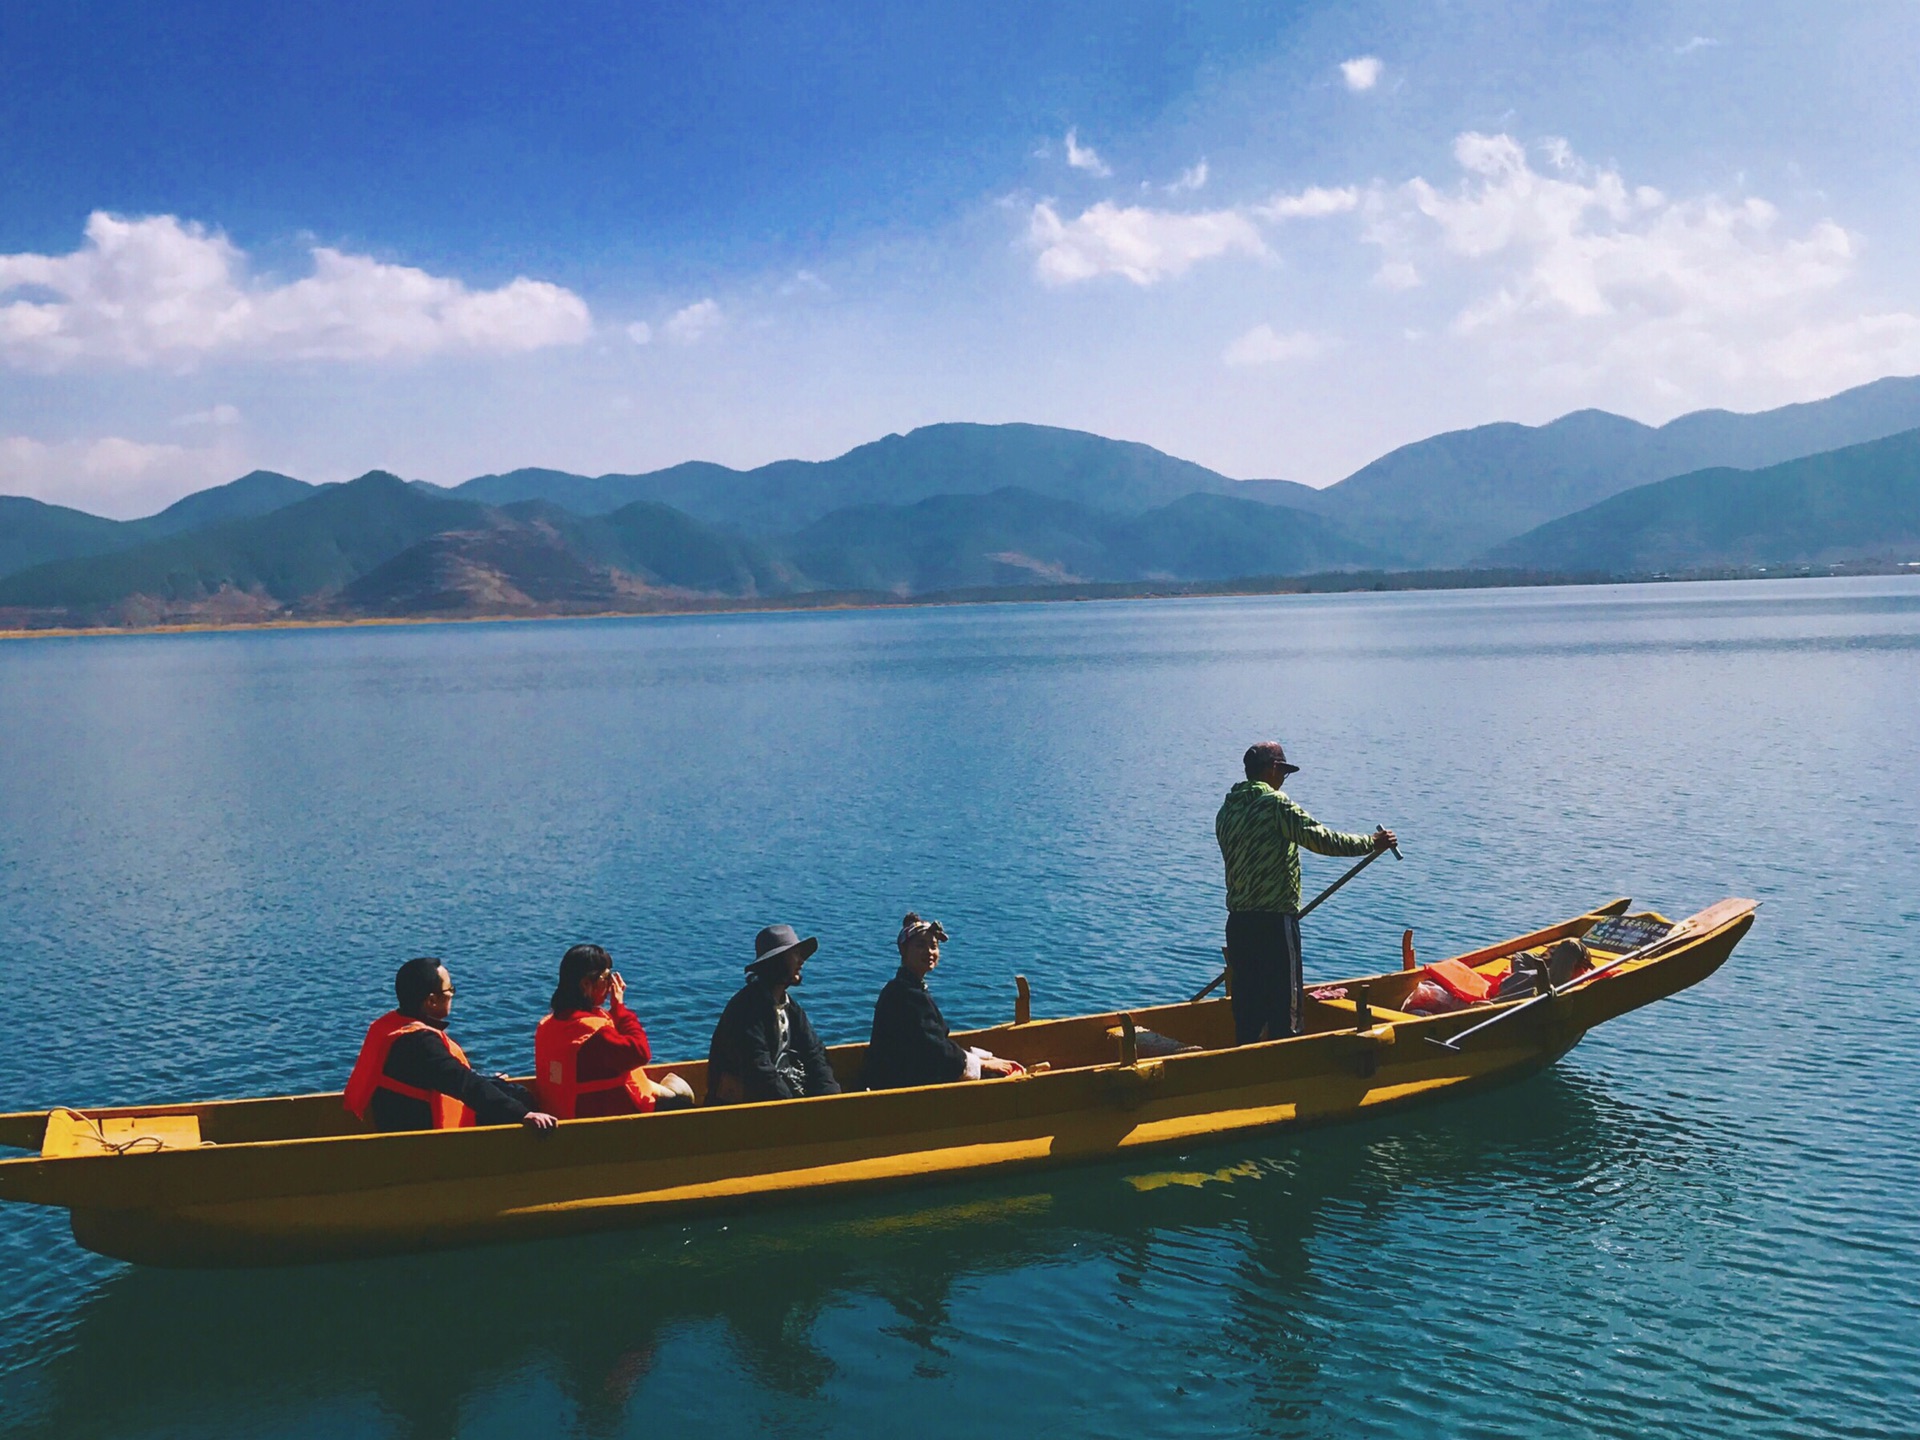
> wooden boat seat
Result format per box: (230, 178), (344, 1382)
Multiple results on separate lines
(40, 1109), (207, 1159)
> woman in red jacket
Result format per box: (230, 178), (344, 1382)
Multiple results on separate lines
(534, 944), (694, 1118)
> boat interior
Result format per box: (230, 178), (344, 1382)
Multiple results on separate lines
(0, 900), (1665, 1161)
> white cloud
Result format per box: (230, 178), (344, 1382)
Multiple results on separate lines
(664, 298), (721, 343)
(1028, 201), (1266, 286)
(1223, 325), (1325, 366)
(0, 212), (592, 371)
(1021, 180), (1357, 288)
(1674, 36), (1719, 55)
(625, 321), (653, 345)
(1167, 161), (1209, 194)
(172, 403), (242, 428)
(1064, 128), (1112, 177)
(1375, 131), (1914, 407)
(1404, 133), (1852, 329)
(0, 432), (245, 518)
(1255, 185), (1360, 220)
(1340, 56), (1383, 92)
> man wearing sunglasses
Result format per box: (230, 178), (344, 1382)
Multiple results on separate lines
(345, 956), (558, 1132)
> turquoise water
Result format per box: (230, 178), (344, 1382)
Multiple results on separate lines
(1, 579), (1916, 1439)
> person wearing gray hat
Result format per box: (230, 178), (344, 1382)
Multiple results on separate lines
(1216, 742), (1396, 1045)
(704, 924), (842, 1105)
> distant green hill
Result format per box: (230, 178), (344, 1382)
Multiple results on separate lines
(785, 489), (1120, 592)
(1310, 373), (1920, 564)
(0, 497), (133, 580)
(334, 515), (633, 617)
(1116, 492), (1389, 579)
(580, 500), (801, 595)
(0, 473), (481, 614)
(0, 470), (315, 580)
(333, 500), (806, 616)
(136, 470), (314, 537)
(1485, 428), (1920, 572)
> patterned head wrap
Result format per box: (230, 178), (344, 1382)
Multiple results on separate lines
(896, 916), (949, 953)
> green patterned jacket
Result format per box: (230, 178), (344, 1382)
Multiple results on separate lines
(1214, 780), (1374, 914)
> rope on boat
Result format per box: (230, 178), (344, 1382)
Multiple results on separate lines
(47, 1108), (213, 1156)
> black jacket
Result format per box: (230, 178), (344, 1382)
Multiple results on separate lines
(865, 968), (969, 1090)
(705, 977), (841, 1104)
(369, 1026), (532, 1132)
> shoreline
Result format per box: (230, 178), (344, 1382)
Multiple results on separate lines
(3, 562), (1914, 641)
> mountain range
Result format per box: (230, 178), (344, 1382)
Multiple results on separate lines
(436, 374), (1920, 565)
(4, 375), (1919, 628)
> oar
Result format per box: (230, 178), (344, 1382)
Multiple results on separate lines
(1190, 841), (1401, 1003)
(1424, 908), (1716, 1052)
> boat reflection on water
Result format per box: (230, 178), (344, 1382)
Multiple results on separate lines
(3, 1070), (1718, 1439)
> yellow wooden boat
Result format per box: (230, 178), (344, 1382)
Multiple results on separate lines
(0, 896), (1754, 1267)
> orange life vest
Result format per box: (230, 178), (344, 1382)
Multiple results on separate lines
(343, 1011), (476, 1130)
(534, 1011), (652, 1119)
(1421, 957), (1495, 1004)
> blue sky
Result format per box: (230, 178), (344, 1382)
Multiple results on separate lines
(5, 1), (1920, 515)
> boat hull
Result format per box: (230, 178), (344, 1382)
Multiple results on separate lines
(1, 901), (1753, 1266)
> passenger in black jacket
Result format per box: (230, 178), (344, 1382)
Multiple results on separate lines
(375, 1027), (534, 1131)
(706, 924), (842, 1104)
(865, 914), (1022, 1090)
(345, 957), (559, 1133)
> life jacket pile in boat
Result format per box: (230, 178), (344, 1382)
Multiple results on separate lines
(1402, 939), (1594, 1016)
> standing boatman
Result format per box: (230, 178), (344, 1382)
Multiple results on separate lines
(1215, 742), (1396, 1044)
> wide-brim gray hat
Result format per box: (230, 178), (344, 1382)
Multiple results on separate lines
(748, 923), (819, 972)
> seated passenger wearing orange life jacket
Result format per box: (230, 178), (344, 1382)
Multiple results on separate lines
(345, 957), (559, 1133)
(534, 944), (695, 1119)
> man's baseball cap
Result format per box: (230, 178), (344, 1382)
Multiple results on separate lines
(1244, 741), (1300, 775)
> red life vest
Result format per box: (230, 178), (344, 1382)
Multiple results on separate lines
(1421, 957), (1495, 1004)
(343, 1011), (476, 1130)
(534, 1011), (653, 1119)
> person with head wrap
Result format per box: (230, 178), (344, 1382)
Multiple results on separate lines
(344, 957), (558, 1133)
(864, 913), (1022, 1090)
(704, 924), (843, 1104)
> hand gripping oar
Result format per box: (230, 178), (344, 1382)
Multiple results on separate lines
(1423, 901), (1748, 1052)
(1190, 841), (1401, 1004)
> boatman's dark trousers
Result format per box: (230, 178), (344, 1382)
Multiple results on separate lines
(1225, 910), (1303, 1044)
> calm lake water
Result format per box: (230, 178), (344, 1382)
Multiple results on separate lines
(1, 578), (1917, 1439)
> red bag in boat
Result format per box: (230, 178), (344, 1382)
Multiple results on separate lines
(1403, 980), (1467, 1015)
(1421, 957), (1494, 1004)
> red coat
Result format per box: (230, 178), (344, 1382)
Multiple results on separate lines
(538, 1002), (655, 1118)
